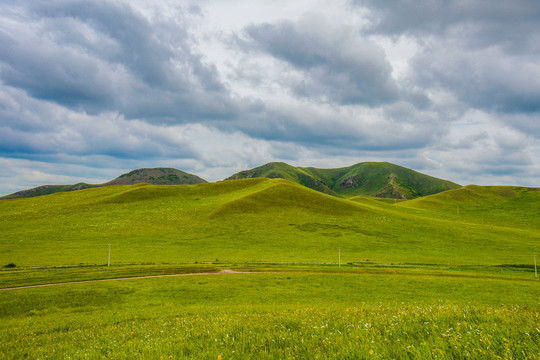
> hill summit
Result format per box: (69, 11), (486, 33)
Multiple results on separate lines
(105, 168), (207, 186)
(225, 162), (460, 199)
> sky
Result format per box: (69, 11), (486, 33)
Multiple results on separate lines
(1, 0), (540, 195)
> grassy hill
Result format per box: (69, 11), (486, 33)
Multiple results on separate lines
(1, 167), (206, 199)
(399, 184), (540, 228)
(0, 179), (537, 267)
(225, 162), (460, 199)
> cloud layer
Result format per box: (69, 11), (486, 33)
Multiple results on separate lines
(1, 0), (539, 194)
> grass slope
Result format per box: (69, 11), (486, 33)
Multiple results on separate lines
(226, 162), (460, 199)
(1, 167), (207, 199)
(0, 179), (537, 268)
(400, 185), (540, 229)
(226, 162), (337, 195)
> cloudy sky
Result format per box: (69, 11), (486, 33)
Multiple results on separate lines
(1, 0), (540, 195)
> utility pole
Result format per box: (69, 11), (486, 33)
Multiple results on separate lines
(534, 254), (537, 278)
(108, 243), (111, 267)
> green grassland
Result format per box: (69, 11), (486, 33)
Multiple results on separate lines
(1, 269), (538, 359)
(0, 178), (537, 267)
(0, 179), (539, 359)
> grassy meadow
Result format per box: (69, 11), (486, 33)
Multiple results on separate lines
(0, 179), (538, 267)
(1, 267), (539, 359)
(0, 179), (539, 358)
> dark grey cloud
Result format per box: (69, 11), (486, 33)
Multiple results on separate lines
(498, 114), (540, 138)
(225, 100), (446, 153)
(0, 118), (199, 161)
(0, 0), (236, 122)
(0, 86), (199, 161)
(349, 0), (540, 120)
(410, 45), (540, 115)
(28, 1), (178, 88)
(241, 16), (399, 106)
(355, 0), (540, 50)
(0, 32), (119, 113)
(225, 13), (448, 151)
(0, 1), (439, 154)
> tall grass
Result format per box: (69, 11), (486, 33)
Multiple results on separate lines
(1, 272), (538, 359)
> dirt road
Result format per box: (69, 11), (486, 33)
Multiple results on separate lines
(0, 269), (250, 291)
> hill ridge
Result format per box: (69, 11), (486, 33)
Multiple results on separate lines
(209, 179), (368, 219)
(226, 161), (460, 199)
(1, 167), (207, 200)
(1, 161), (460, 200)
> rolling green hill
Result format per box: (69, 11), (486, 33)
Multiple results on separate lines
(399, 184), (540, 228)
(0, 178), (537, 268)
(225, 162), (460, 199)
(1, 167), (206, 199)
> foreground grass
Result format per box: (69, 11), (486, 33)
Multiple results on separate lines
(1, 269), (538, 359)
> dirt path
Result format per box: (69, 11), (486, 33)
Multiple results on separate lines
(0, 269), (251, 291)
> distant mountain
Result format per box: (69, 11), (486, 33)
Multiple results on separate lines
(225, 162), (460, 199)
(0, 183), (100, 200)
(104, 168), (207, 186)
(2, 163), (459, 200)
(1, 168), (207, 199)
